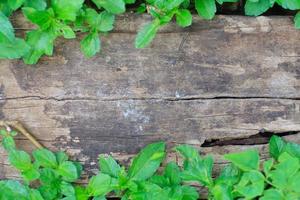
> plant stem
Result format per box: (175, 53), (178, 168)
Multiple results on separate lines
(0, 120), (43, 149)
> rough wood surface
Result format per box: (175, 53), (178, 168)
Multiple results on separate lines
(1, 14), (300, 193)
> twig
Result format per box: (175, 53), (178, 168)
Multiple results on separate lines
(0, 120), (43, 149)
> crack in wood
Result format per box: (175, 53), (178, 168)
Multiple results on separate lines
(2, 95), (300, 102)
(201, 130), (300, 147)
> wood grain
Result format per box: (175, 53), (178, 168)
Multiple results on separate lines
(1, 14), (300, 189)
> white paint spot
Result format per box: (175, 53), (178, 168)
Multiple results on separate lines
(175, 91), (181, 98)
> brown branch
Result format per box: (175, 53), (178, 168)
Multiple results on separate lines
(0, 120), (43, 149)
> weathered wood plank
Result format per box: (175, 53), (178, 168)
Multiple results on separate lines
(1, 14), (300, 182)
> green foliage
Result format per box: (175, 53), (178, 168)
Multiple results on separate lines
(2, 128), (300, 200)
(1, 0), (299, 63)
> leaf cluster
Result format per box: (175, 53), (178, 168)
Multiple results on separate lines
(0, 0), (300, 64)
(1, 127), (300, 200)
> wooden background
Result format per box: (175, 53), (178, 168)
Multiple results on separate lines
(1, 14), (300, 189)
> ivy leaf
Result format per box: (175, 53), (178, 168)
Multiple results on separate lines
(245, 0), (272, 16)
(217, 0), (238, 4)
(284, 142), (300, 158)
(80, 31), (101, 58)
(176, 9), (192, 27)
(51, 0), (84, 21)
(33, 148), (58, 168)
(224, 149), (259, 171)
(195, 0), (216, 20)
(263, 158), (274, 177)
(23, 29), (55, 64)
(57, 161), (79, 182)
(128, 142), (166, 181)
(124, 0), (136, 3)
(39, 168), (60, 185)
(99, 155), (121, 178)
(92, 0), (125, 14)
(269, 135), (286, 160)
(24, 0), (47, 10)
(8, 149), (33, 171)
(87, 173), (112, 197)
(135, 20), (160, 48)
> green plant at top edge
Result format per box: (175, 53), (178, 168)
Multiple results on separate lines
(0, 0), (299, 64)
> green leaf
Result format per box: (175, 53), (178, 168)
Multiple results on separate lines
(224, 149), (259, 171)
(0, 11), (15, 42)
(0, 1), (14, 16)
(99, 155), (121, 178)
(29, 189), (44, 200)
(245, 0), (272, 16)
(163, 0), (185, 10)
(59, 23), (76, 39)
(22, 167), (40, 181)
(80, 31), (101, 58)
(0, 38), (30, 59)
(75, 186), (89, 200)
(176, 9), (192, 27)
(92, 0), (125, 14)
(135, 20), (160, 48)
(215, 164), (241, 185)
(57, 161), (79, 181)
(24, 0), (47, 10)
(211, 184), (232, 200)
(33, 148), (58, 168)
(263, 158), (273, 176)
(269, 135), (286, 160)
(87, 173), (112, 196)
(39, 168), (60, 185)
(164, 161), (181, 185)
(260, 189), (285, 200)
(181, 185), (199, 200)
(276, 0), (300, 10)
(2, 136), (16, 151)
(181, 155), (214, 186)
(217, 0), (238, 4)
(97, 11), (115, 32)
(8, 0), (25, 11)
(284, 142), (300, 158)
(23, 29), (55, 64)
(0, 180), (30, 199)
(128, 142), (166, 181)
(8, 149), (33, 171)
(175, 145), (201, 160)
(56, 151), (69, 164)
(235, 171), (265, 199)
(195, 0), (216, 20)
(22, 7), (52, 30)
(51, 0), (84, 21)
(61, 181), (76, 197)
(269, 152), (300, 190)
(124, 0), (136, 4)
